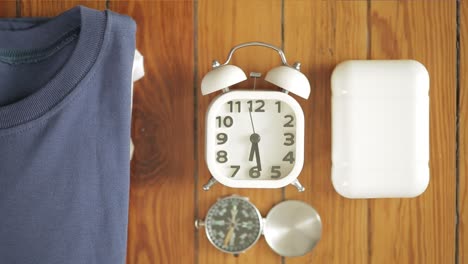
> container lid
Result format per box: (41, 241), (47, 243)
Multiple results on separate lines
(331, 60), (430, 198)
(263, 200), (322, 257)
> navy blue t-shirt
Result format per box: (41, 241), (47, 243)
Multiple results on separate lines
(0, 6), (135, 264)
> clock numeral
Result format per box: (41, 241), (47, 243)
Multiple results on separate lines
(256, 100), (265, 112)
(216, 116), (233, 128)
(227, 101), (241, 113)
(247, 100), (265, 112)
(275, 101), (281, 113)
(216, 150), (228, 163)
(271, 166), (281, 178)
(216, 133), (228, 145)
(283, 133), (295, 146)
(282, 151), (295, 164)
(249, 166), (261, 178)
(283, 115), (294, 127)
(230, 165), (240, 178)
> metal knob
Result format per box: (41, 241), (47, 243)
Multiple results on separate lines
(195, 219), (205, 229)
(203, 177), (217, 191)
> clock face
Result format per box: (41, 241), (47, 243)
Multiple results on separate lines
(205, 91), (304, 188)
(205, 196), (262, 254)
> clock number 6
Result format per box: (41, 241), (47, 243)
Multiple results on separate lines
(216, 150), (228, 163)
(249, 166), (261, 178)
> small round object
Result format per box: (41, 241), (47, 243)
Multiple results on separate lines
(204, 196), (263, 254)
(250, 133), (261, 143)
(263, 200), (322, 257)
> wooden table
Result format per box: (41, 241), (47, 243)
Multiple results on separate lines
(1, 1), (466, 263)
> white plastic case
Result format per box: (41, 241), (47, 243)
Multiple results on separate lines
(331, 60), (430, 198)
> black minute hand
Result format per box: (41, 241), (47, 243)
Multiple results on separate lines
(247, 72), (262, 171)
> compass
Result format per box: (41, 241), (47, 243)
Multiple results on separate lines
(195, 195), (322, 257)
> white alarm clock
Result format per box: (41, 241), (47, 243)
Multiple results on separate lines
(201, 42), (310, 191)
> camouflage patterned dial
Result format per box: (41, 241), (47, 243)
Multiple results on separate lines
(205, 196), (262, 254)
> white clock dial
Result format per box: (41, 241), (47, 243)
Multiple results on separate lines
(214, 99), (296, 179)
(205, 91), (305, 188)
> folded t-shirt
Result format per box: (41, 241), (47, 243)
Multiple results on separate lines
(0, 5), (136, 264)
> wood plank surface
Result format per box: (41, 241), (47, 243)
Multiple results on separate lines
(283, 1), (369, 263)
(20, 0), (105, 16)
(368, 2), (456, 264)
(196, 1), (283, 263)
(0, 0), (17, 17)
(460, 1), (468, 263)
(108, 1), (195, 264)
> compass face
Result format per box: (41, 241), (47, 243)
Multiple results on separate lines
(205, 196), (262, 254)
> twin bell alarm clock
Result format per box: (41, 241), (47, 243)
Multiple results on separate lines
(200, 42), (311, 192)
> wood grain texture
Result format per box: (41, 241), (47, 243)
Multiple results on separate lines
(460, 1), (468, 263)
(197, 0), (282, 263)
(20, 0), (105, 16)
(4, 1), (459, 263)
(283, 1), (369, 263)
(108, 1), (195, 264)
(369, 2), (456, 264)
(0, 1), (17, 17)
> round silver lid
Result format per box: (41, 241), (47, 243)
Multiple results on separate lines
(263, 200), (322, 257)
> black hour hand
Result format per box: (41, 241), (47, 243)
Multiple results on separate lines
(254, 143), (262, 171)
(249, 143), (256, 162)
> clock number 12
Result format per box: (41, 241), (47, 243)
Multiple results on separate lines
(247, 100), (265, 112)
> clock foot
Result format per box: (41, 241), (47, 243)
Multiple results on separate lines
(291, 179), (305, 192)
(203, 177), (217, 191)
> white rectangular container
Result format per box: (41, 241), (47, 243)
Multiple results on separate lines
(331, 60), (430, 198)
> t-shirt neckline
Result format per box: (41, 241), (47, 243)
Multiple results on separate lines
(0, 5), (107, 129)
